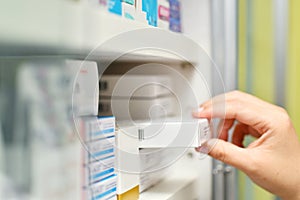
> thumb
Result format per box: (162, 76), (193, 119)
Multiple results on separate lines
(197, 139), (250, 171)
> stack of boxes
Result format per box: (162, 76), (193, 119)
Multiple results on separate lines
(117, 118), (211, 195)
(81, 116), (117, 200)
(66, 60), (117, 200)
(68, 62), (211, 200)
(99, 73), (171, 199)
(18, 60), (210, 199)
(87, 0), (182, 33)
(99, 74), (175, 199)
(99, 74), (175, 121)
(139, 148), (171, 193)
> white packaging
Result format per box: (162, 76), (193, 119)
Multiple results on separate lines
(139, 148), (171, 192)
(81, 116), (115, 142)
(65, 60), (99, 116)
(157, 0), (170, 29)
(157, 19), (169, 30)
(139, 167), (169, 193)
(99, 75), (172, 98)
(85, 156), (115, 186)
(107, 196), (117, 200)
(88, 175), (117, 200)
(119, 118), (210, 148)
(139, 148), (169, 171)
(122, 2), (136, 20)
(135, 10), (148, 24)
(85, 137), (115, 163)
(136, 0), (142, 11)
(99, 96), (175, 120)
(115, 127), (140, 196)
(135, 0), (148, 23)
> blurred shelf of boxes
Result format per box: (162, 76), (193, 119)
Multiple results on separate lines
(0, 0), (203, 63)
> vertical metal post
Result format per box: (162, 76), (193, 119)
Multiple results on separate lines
(273, 1), (288, 199)
(274, 0), (288, 108)
(211, 0), (238, 200)
(211, 1), (225, 200)
(224, 1), (238, 199)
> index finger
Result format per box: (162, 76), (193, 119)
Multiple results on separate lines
(193, 91), (281, 133)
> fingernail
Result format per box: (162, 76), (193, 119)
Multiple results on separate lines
(197, 107), (204, 112)
(192, 107), (204, 115)
(196, 139), (217, 154)
(207, 139), (217, 147)
(197, 145), (209, 154)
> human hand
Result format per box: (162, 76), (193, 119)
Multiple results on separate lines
(193, 91), (300, 200)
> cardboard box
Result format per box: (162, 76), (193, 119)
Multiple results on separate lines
(87, 175), (117, 200)
(119, 118), (210, 148)
(99, 74), (172, 98)
(81, 116), (115, 142)
(85, 137), (115, 163)
(99, 96), (175, 120)
(85, 156), (116, 185)
(65, 60), (99, 116)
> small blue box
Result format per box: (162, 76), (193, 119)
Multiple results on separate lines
(122, 0), (135, 5)
(169, 18), (181, 32)
(169, 0), (181, 20)
(108, 0), (122, 16)
(142, 0), (157, 26)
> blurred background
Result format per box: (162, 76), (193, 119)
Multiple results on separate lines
(238, 0), (300, 199)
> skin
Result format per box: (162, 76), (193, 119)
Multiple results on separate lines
(193, 91), (300, 200)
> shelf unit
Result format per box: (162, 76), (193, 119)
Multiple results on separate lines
(0, 0), (214, 199)
(0, 0), (203, 64)
(140, 153), (212, 200)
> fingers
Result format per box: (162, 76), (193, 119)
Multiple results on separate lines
(197, 139), (251, 171)
(193, 91), (275, 133)
(231, 123), (249, 147)
(218, 119), (235, 141)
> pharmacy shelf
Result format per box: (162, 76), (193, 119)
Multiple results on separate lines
(0, 0), (199, 63)
(139, 154), (212, 200)
(139, 171), (199, 200)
